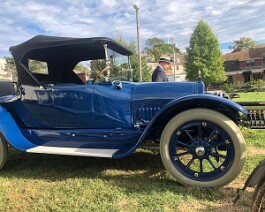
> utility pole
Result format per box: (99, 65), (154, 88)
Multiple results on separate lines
(133, 4), (142, 82)
(169, 36), (176, 82)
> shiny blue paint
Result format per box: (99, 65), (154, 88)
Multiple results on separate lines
(52, 83), (133, 128)
(0, 105), (36, 150)
(0, 80), (246, 159)
(20, 128), (143, 153)
(113, 93), (247, 158)
(132, 81), (205, 125)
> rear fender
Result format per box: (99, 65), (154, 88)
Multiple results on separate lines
(0, 105), (36, 150)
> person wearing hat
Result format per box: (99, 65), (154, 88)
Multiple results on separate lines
(152, 57), (172, 82)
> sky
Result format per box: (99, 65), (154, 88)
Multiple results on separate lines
(1, 0), (265, 58)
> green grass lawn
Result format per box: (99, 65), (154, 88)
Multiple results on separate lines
(0, 128), (264, 211)
(234, 91), (265, 102)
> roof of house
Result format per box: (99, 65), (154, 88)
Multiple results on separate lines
(223, 46), (265, 61)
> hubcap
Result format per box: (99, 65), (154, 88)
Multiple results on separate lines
(195, 146), (205, 156)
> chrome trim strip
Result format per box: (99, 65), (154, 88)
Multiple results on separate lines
(26, 146), (118, 158)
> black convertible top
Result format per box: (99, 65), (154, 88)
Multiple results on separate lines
(9, 35), (133, 85)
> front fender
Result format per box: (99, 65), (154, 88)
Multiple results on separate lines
(150, 94), (247, 128)
(114, 94), (247, 158)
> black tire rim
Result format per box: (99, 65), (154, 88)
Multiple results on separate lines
(169, 120), (235, 182)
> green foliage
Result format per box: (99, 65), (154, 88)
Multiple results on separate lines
(28, 60), (48, 74)
(145, 37), (165, 50)
(4, 56), (17, 81)
(114, 32), (151, 82)
(223, 83), (234, 93)
(185, 20), (227, 88)
(229, 37), (256, 53)
(245, 79), (265, 92)
(90, 59), (106, 79)
(145, 37), (179, 61)
(130, 55), (152, 82)
(231, 80), (265, 92)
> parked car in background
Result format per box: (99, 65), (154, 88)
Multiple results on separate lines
(0, 35), (248, 187)
(234, 159), (265, 211)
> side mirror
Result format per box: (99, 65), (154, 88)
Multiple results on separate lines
(112, 81), (122, 89)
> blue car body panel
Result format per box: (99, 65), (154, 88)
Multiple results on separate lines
(0, 35), (247, 159)
(0, 79), (247, 158)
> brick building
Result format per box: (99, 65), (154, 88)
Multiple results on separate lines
(223, 45), (265, 84)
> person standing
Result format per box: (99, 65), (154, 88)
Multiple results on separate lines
(152, 57), (172, 82)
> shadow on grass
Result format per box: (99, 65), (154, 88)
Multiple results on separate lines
(1, 148), (253, 203)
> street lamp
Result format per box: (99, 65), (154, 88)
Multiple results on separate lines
(169, 36), (176, 82)
(133, 4), (142, 82)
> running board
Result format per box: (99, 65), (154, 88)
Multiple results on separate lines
(26, 146), (119, 158)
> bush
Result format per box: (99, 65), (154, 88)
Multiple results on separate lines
(223, 83), (234, 93)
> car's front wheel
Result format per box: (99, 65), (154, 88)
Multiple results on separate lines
(0, 134), (8, 170)
(160, 108), (246, 187)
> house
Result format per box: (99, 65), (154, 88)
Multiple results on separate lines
(223, 46), (265, 84)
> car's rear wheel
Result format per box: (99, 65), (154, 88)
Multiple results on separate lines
(160, 108), (246, 187)
(0, 135), (8, 170)
(251, 180), (265, 212)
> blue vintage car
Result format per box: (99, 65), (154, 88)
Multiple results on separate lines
(0, 35), (247, 187)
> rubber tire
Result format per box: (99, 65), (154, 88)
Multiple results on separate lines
(0, 135), (8, 170)
(160, 108), (246, 187)
(251, 180), (265, 212)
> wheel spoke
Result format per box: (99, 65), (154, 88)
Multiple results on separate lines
(211, 152), (227, 159)
(176, 140), (191, 148)
(200, 159), (203, 173)
(207, 158), (217, 169)
(174, 151), (190, 159)
(186, 157), (195, 168)
(184, 130), (194, 142)
(207, 129), (218, 142)
(210, 140), (226, 148)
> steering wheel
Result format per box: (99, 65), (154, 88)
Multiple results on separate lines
(92, 67), (108, 84)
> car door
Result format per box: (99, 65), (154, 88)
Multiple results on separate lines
(52, 83), (132, 129)
(20, 85), (55, 128)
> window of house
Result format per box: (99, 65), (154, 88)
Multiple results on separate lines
(253, 73), (262, 80)
(243, 71), (251, 83)
(246, 59), (255, 66)
(227, 76), (233, 84)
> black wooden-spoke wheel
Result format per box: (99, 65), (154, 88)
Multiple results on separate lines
(0, 134), (8, 170)
(160, 109), (246, 187)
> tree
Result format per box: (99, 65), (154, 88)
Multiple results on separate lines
(229, 37), (256, 53)
(185, 20), (226, 88)
(114, 32), (152, 82)
(4, 57), (17, 81)
(145, 37), (179, 61)
(145, 37), (165, 49)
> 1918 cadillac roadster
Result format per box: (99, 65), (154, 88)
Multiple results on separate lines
(0, 35), (247, 187)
